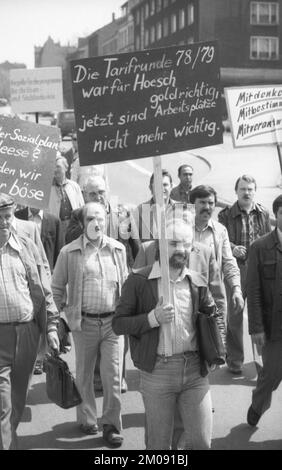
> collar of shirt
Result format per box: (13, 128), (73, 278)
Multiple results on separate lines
(0, 232), (22, 253)
(179, 183), (191, 194)
(195, 218), (213, 232)
(11, 217), (18, 234)
(148, 261), (190, 282)
(27, 208), (43, 220)
(53, 177), (68, 187)
(237, 201), (256, 214)
(83, 234), (112, 252)
(277, 227), (282, 247)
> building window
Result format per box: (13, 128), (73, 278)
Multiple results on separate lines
(163, 17), (169, 36)
(250, 36), (279, 59)
(171, 13), (177, 33)
(156, 0), (162, 13)
(145, 29), (149, 47)
(156, 21), (162, 40)
(145, 2), (149, 19)
(250, 2), (279, 25)
(136, 34), (140, 50)
(150, 25), (156, 43)
(188, 3), (194, 25)
(163, 0), (169, 8)
(179, 8), (185, 29)
(150, 0), (155, 15)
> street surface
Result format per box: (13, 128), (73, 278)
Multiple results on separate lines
(17, 132), (282, 450)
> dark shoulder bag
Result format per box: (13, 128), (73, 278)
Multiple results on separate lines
(196, 307), (226, 367)
(43, 353), (82, 409)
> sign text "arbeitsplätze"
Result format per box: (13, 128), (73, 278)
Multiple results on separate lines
(71, 41), (222, 166)
(0, 116), (60, 209)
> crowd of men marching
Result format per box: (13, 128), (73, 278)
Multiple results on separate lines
(0, 134), (282, 450)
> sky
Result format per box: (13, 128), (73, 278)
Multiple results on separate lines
(0, 0), (124, 68)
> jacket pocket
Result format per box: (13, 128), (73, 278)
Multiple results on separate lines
(262, 260), (276, 280)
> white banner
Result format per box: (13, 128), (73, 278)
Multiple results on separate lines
(225, 85), (282, 147)
(10, 67), (64, 113)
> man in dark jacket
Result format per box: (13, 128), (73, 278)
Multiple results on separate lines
(113, 219), (216, 450)
(246, 195), (282, 427)
(15, 206), (64, 273)
(218, 175), (271, 374)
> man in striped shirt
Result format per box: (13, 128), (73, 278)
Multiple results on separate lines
(52, 202), (128, 447)
(0, 193), (60, 450)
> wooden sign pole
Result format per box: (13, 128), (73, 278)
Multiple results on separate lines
(272, 115), (282, 188)
(153, 155), (172, 357)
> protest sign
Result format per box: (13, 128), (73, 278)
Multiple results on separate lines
(0, 115), (60, 209)
(10, 67), (63, 114)
(225, 85), (282, 147)
(71, 41), (222, 166)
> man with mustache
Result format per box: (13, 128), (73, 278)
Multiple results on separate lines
(113, 219), (216, 449)
(190, 185), (243, 325)
(218, 175), (271, 374)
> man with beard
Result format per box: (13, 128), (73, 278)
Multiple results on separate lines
(218, 176), (271, 374)
(113, 219), (216, 450)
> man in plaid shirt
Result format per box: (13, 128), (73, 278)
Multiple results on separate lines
(52, 201), (128, 447)
(218, 175), (271, 374)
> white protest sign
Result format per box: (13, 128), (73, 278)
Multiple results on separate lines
(0, 115), (60, 209)
(225, 85), (282, 147)
(10, 67), (63, 113)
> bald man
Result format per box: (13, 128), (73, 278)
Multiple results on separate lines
(52, 201), (128, 446)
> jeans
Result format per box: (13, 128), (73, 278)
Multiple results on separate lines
(72, 315), (123, 431)
(140, 351), (212, 450)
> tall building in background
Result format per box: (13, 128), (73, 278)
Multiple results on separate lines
(34, 36), (76, 107)
(33, 0), (282, 108)
(131, 0), (282, 87)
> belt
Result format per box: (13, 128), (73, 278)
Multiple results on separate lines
(0, 319), (34, 326)
(82, 311), (114, 319)
(157, 350), (198, 359)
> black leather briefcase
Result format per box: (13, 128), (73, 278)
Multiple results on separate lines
(43, 353), (82, 409)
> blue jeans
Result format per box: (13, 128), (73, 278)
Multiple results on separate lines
(72, 315), (123, 431)
(140, 351), (212, 450)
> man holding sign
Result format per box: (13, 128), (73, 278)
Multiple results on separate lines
(113, 219), (215, 449)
